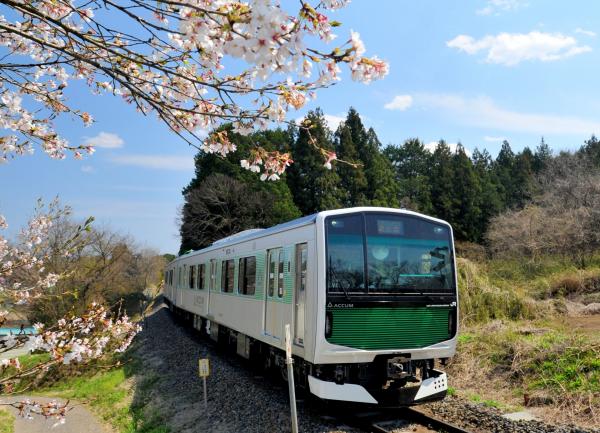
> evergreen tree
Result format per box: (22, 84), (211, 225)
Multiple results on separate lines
(533, 137), (552, 173)
(335, 108), (398, 207)
(286, 109), (344, 214)
(429, 140), (455, 223)
(580, 134), (600, 167)
(471, 148), (503, 240)
(362, 128), (400, 207)
(512, 147), (534, 208)
(384, 138), (433, 212)
(493, 140), (516, 208)
(450, 144), (481, 240)
(334, 122), (369, 206)
(180, 125), (300, 253)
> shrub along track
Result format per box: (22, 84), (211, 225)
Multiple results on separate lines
(132, 306), (600, 433)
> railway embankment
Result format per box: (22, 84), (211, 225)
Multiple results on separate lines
(126, 305), (599, 433)
(453, 256), (600, 429)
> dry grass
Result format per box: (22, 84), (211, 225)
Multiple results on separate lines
(457, 258), (546, 324)
(449, 320), (600, 427)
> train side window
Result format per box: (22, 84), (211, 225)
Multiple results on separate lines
(177, 267), (182, 288)
(221, 259), (234, 293)
(267, 249), (278, 297)
(189, 265), (196, 289)
(209, 259), (216, 290)
(238, 256), (256, 296)
(198, 264), (205, 290)
(277, 250), (284, 298)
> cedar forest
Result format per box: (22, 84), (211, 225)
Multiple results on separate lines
(179, 107), (600, 260)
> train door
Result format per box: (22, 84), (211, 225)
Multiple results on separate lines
(294, 243), (307, 345)
(207, 259), (216, 317)
(264, 248), (284, 338)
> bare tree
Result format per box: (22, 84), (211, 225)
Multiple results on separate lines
(487, 153), (600, 267)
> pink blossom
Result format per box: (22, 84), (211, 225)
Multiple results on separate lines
(324, 151), (337, 169)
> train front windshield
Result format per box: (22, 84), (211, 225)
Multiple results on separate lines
(326, 213), (455, 295)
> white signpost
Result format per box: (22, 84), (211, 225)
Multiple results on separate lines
(285, 324), (299, 433)
(198, 358), (210, 409)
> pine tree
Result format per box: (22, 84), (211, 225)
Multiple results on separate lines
(286, 109), (344, 214)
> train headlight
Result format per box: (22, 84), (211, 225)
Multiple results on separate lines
(325, 312), (333, 338)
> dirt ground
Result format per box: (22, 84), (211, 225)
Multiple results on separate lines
(560, 314), (600, 335)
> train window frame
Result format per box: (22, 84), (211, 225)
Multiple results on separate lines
(238, 256), (256, 296)
(189, 265), (196, 289)
(209, 259), (216, 291)
(267, 248), (281, 298)
(198, 263), (206, 290)
(221, 259), (235, 293)
(277, 250), (284, 298)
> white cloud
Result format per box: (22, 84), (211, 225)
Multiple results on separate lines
(484, 135), (506, 142)
(414, 93), (600, 135)
(81, 165), (95, 173)
(82, 132), (124, 149)
(424, 141), (471, 157)
(476, 0), (527, 16)
(323, 114), (345, 130)
(575, 28), (596, 37)
(110, 155), (194, 171)
(296, 114), (346, 130)
(384, 95), (413, 111)
(447, 31), (591, 66)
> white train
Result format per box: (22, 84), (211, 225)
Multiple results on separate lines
(164, 207), (458, 405)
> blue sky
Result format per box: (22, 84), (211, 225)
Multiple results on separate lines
(2, 0), (600, 253)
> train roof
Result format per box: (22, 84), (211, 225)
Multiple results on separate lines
(173, 212), (318, 262)
(171, 207), (451, 263)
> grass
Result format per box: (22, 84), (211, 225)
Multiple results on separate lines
(0, 409), (14, 433)
(456, 254), (600, 325)
(15, 353), (169, 433)
(468, 393), (503, 409)
(450, 320), (600, 425)
(456, 258), (542, 324)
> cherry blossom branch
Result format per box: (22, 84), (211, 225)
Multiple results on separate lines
(0, 0), (388, 175)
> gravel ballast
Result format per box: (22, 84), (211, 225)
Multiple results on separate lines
(424, 398), (600, 433)
(132, 306), (600, 433)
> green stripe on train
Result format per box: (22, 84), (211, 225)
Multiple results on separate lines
(326, 306), (452, 350)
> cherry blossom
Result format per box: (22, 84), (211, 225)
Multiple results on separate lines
(0, 199), (92, 308)
(0, 0), (388, 174)
(324, 151), (337, 170)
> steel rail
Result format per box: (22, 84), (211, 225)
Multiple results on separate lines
(341, 407), (475, 433)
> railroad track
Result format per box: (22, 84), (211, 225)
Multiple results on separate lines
(341, 406), (474, 433)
